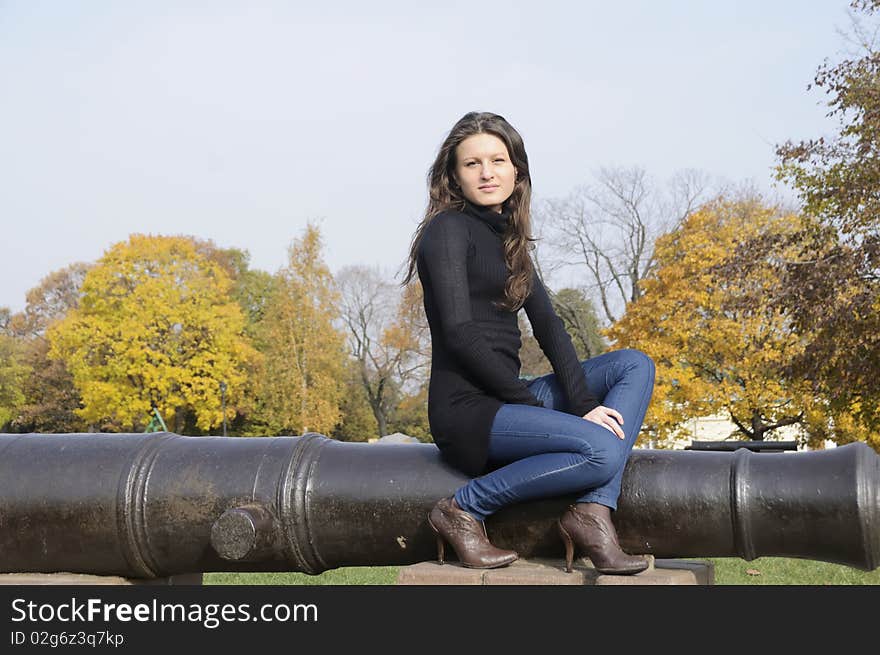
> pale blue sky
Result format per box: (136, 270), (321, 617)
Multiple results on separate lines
(0, 1), (855, 313)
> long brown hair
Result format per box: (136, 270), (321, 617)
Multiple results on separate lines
(401, 111), (536, 311)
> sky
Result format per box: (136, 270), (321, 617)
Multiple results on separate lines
(0, 1), (858, 314)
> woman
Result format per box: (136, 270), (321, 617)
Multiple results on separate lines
(402, 111), (655, 574)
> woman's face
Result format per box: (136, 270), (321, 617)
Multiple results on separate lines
(453, 133), (518, 213)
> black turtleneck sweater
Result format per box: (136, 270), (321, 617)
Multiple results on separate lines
(417, 200), (600, 477)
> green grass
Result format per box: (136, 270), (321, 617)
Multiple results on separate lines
(204, 566), (400, 585)
(703, 556), (880, 585)
(204, 558), (880, 585)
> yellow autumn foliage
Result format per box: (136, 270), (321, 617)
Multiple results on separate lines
(248, 224), (346, 436)
(606, 198), (821, 446)
(0, 328), (28, 427)
(47, 235), (257, 432)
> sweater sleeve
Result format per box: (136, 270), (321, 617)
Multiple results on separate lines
(418, 216), (543, 407)
(523, 268), (600, 417)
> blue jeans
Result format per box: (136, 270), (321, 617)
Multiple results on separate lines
(454, 348), (655, 520)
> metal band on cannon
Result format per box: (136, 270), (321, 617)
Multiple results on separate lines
(0, 432), (876, 577)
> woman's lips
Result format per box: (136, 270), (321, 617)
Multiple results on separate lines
(479, 185), (499, 191)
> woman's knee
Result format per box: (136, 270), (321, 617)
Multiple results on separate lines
(553, 425), (604, 464)
(611, 348), (655, 381)
(581, 348), (654, 372)
(536, 419), (626, 486)
(619, 348), (655, 370)
(561, 425), (624, 485)
(588, 438), (626, 482)
(565, 435), (595, 461)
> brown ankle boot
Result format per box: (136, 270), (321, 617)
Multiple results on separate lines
(557, 502), (648, 575)
(427, 497), (518, 569)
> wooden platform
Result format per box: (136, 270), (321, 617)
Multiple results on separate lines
(396, 556), (714, 585)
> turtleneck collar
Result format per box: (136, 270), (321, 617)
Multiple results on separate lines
(462, 199), (511, 235)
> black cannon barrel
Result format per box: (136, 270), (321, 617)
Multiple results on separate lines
(685, 440), (799, 452)
(0, 432), (877, 577)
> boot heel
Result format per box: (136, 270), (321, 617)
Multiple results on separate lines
(436, 535), (446, 565)
(428, 519), (445, 564)
(559, 502), (650, 575)
(557, 521), (574, 573)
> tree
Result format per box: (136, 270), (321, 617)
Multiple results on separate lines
(329, 357), (380, 442)
(5, 263), (90, 432)
(336, 266), (429, 438)
(0, 308), (27, 429)
(198, 244), (276, 341)
(189, 242), (275, 433)
(47, 235), (256, 433)
(518, 313), (550, 379)
(606, 198), (835, 447)
(538, 166), (710, 325)
(768, 0), (880, 445)
(519, 286), (606, 378)
(551, 287), (607, 359)
(387, 382), (432, 442)
(776, 0), (880, 240)
(249, 224), (346, 436)
(384, 280), (431, 439)
(10, 263), (91, 338)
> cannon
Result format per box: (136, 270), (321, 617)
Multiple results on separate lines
(0, 432), (877, 577)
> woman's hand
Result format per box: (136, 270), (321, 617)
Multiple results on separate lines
(583, 406), (625, 440)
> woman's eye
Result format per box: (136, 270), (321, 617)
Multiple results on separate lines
(494, 159), (505, 163)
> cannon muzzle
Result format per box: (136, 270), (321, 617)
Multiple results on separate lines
(0, 432), (877, 577)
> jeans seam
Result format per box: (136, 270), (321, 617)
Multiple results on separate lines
(492, 431), (552, 439)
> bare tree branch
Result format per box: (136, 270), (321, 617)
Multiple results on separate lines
(539, 166), (713, 325)
(336, 265), (429, 437)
